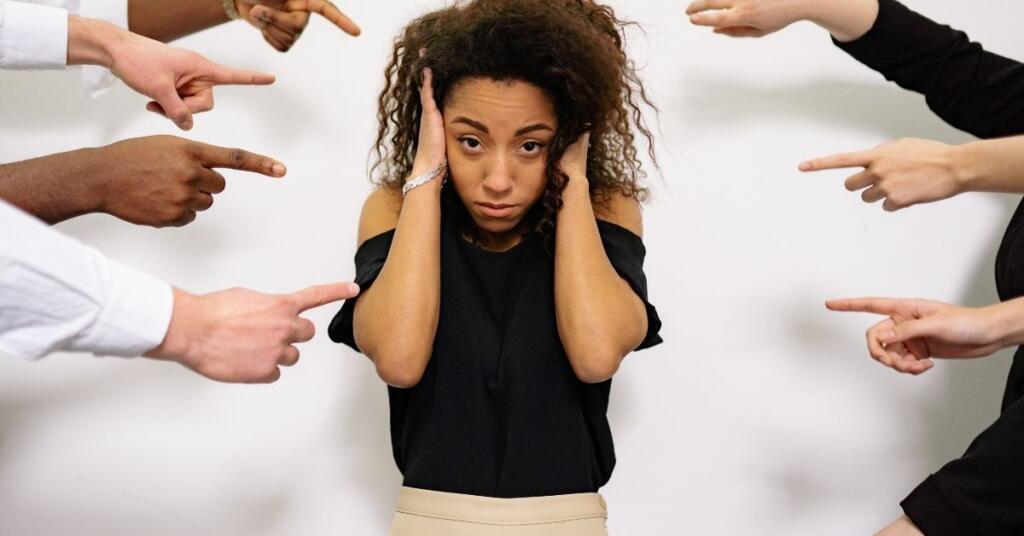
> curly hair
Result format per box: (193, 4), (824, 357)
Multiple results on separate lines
(372, 0), (657, 246)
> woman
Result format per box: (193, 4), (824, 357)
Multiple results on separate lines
(688, 0), (1024, 535)
(328, 1), (662, 534)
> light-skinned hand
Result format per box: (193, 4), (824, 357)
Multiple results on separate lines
(146, 282), (360, 383)
(826, 297), (1019, 375)
(800, 138), (963, 212)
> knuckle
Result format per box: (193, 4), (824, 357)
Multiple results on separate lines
(172, 191), (193, 207)
(275, 296), (294, 310)
(230, 149), (248, 168)
(174, 162), (197, 180)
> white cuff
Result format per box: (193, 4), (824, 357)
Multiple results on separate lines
(0, 2), (68, 70)
(77, 0), (127, 97)
(69, 262), (174, 358)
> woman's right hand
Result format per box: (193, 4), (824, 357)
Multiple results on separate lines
(410, 68), (448, 179)
(825, 297), (1019, 375)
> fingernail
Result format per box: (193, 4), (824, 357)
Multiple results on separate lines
(272, 163), (286, 176)
(798, 162), (811, 171)
(349, 283), (361, 295)
(880, 331), (896, 343)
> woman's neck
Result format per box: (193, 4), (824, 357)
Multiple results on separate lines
(473, 225), (528, 252)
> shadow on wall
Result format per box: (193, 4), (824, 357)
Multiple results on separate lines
(672, 74), (977, 145)
(675, 73), (1017, 525)
(0, 71), (135, 137)
(331, 356), (402, 531)
(0, 69), (323, 145)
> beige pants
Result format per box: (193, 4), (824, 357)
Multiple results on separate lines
(388, 487), (609, 536)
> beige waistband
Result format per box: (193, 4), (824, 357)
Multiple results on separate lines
(395, 487), (608, 526)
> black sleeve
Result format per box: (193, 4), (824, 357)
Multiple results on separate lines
(834, 0), (1024, 139)
(900, 390), (1024, 536)
(327, 230), (396, 352)
(596, 220), (663, 351)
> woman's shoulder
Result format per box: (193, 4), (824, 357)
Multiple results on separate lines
(593, 189), (643, 238)
(358, 186), (403, 245)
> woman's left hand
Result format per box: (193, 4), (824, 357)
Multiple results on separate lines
(559, 132), (591, 184)
(235, 0), (361, 52)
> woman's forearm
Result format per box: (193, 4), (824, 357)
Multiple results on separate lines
(952, 136), (1024, 196)
(985, 297), (1024, 349)
(803, 0), (879, 42)
(128, 0), (230, 43)
(554, 178), (648, 384)
(352, 182), (442, 388)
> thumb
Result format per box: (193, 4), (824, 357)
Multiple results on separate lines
(154, 88), (194, 130)
(880, 318), (937, 345)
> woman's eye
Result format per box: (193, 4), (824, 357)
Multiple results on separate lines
(459, 137), (482, 150)
(521, 141), (544, 154)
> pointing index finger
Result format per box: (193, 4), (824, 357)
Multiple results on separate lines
(289, 0), (361, 36)
(288, 282), (361, 312)
(826, 297), (905, 316)
(196, 143), (287, 177)
(206, 61), (276, 86)
(799, 150), (874, 172)
(686, 0), (733, 15)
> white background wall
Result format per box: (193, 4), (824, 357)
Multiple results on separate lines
(1, 0), (1022, 534)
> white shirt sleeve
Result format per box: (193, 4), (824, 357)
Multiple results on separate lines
(0, 200), (174, 360)
(76, 0), (127, 97)
(0, 1), (69, 69)
(0, 0), (127, 94)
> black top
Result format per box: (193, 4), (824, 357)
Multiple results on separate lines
(329, 219), (662, 498)
(836, 2), (1024, 534)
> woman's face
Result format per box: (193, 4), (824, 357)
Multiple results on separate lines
(443, 78), (557, 243)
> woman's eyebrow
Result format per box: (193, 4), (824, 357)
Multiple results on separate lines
(451, 116), (489, 133)
(450, 117), (554, 137)
(514, 123), (554, 136)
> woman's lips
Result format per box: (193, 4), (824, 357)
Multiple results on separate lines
(475, 202), (517, 218)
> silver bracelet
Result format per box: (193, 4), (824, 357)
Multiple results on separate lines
(222, 0), (241, 20)
(402, 161), (447, 197)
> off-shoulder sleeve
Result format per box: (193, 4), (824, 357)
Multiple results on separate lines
(833, 0), (1024, 139)
(327, 230), (396, 352)
(596, 220), (663, 350)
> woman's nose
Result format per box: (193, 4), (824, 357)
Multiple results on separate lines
(484, 157), (514, 195)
